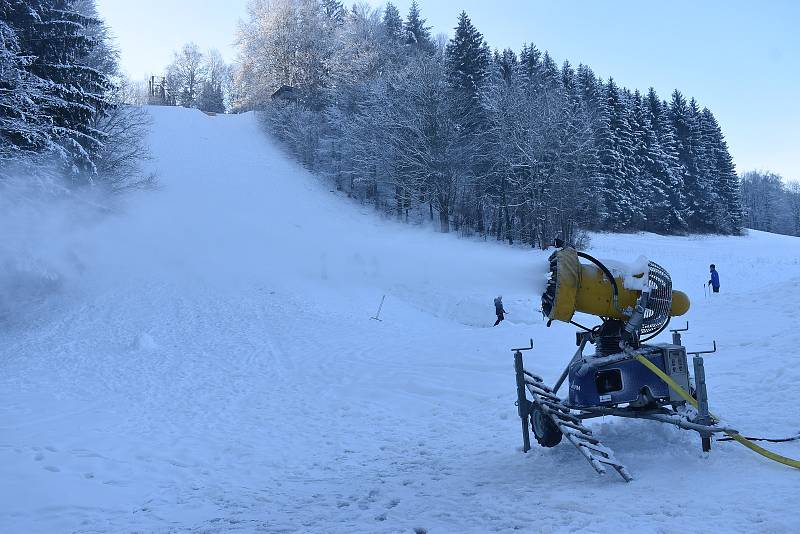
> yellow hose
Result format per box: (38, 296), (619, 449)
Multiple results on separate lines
(633, 354), (800, 470)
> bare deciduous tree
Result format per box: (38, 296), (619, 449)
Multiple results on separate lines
(92, 77), (154, 191)
(166, 43), (205, 108)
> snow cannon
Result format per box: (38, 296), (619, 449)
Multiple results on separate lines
(511, 244), (723, 482)
(541, 247), (690, 338)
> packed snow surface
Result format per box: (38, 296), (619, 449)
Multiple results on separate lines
(2, 107), (799, 533)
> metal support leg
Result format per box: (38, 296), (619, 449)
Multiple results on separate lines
(671, 321), (689, 346)
(514, 350), (531, 453)
(693, 355), (712, 452)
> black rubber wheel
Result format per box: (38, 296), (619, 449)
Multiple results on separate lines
(531, 406), (563, 447)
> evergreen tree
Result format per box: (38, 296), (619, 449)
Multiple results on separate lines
(629, 91), (657, 224)
(404, 1), (434, 54)
(573, 64), (606, 227)
(519, 44), (542, 82)
(561, 61), (603, 229)
(644, 88), (687, 232)
(538, 51), (561, 93)
(557, 60), (599, 239)
(560, 60), (578, 99)
(700, 107), (742, 233)
(374, 3), (407, 74)
(445, 12), (492, 232)
(197, 81), (225, 113)
(630, 90), (688, 232)
(3, 0), (112, 175)
(598, 78), (637, 229)
(382, 2), (404, 43)
(645, 88), (665, 137)
(0, 5), (50, 162)
(682, 95), (717, 231)
(321, 0), (346, 22)
(497, 48), (517, 83)
(668, 89), (706, 229)
(445, 12), (491, 100)
(576, 64), (600, 110)
(73, 0), (119, 78)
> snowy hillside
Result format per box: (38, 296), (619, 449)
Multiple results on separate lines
(2, 107), (799, 533)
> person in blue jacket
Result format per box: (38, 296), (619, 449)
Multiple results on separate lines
(708, 264), (720, 293)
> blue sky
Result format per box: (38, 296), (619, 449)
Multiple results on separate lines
(96, 0), (799, 180)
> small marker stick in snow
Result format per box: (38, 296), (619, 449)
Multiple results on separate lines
(371, 295), (386, 321)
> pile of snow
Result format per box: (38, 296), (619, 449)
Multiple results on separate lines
(605, 255), (651, 291)
(1, 107), (798, 533)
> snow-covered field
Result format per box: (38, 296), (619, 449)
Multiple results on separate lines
(2, 107), (798, 533)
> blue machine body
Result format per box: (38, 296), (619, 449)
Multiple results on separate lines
(567, 344), (689, 408)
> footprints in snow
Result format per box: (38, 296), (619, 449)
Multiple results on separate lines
(26, 445), (119, 485)
(332, 486), (406, 525)
(32, 445), (63, 473)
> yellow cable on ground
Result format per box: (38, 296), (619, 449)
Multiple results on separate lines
(633, 354), (800, 470)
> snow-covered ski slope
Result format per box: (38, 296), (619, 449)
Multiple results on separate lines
(2, 107), (799, 533)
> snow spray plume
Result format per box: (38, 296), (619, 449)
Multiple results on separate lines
(0, 162), (110, 325)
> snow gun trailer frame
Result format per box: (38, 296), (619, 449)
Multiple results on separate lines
(513, 244), (800, 478)
(513, 326), (727, 482)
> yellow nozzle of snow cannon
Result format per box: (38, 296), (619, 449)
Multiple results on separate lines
(542, 248), (690, 323)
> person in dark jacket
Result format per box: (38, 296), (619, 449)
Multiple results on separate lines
(708, 264), (720, 293)
(494, 296), (507, 326)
